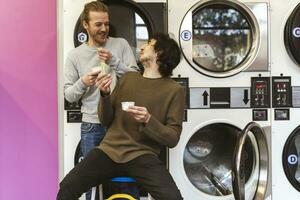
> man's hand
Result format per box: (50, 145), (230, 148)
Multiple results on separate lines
(81, 71), (98, 86)
(95, 73), (112, 95)
(126, 106), (151, 124)
(97, 48), (112, 63)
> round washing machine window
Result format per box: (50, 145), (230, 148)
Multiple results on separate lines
(284, 3), (300, 65)
(180, 0), (260, 77)
(74, 140), (83, 166)
(73, 0), (155, 62)
(282, 126), (300, 192)
(183, 123), (255, 196)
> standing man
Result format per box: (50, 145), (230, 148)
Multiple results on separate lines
(64, 1), (137, 200)
(57, 33), (185, 200)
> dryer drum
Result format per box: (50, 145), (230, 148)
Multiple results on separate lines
(73, 0), (167, 67)
(73, 0), (153, 47)
(191, 4), (253, 73)
(74, 140), (82, 166)
(183, 123), (255, 196)
(179, 0), (267, 78)
(282, 125), (300, 192)
(284, 3), (300, 65)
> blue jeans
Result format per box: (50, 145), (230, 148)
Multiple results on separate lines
(80, 122), (106, 200)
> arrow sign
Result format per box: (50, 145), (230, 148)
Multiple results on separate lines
(203, 91), (209, 106)
(243, 89), (249, 104)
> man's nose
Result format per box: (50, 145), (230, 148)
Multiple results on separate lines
(100, 24), (107, 31)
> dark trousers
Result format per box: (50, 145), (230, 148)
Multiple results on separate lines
(57, 148), (183, 200)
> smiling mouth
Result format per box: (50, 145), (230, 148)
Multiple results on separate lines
(97, 32), (107, 36)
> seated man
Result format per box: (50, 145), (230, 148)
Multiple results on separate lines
(57, 33), (185, 200)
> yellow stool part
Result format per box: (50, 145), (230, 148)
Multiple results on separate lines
(106, 193), (136, 200)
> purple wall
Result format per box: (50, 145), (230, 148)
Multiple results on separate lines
(0, 1), (58, 199)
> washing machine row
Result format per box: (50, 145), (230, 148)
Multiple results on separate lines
(168, 0), (271, 199)
(271, 0), (300, 199)
(167, 0), (300, 200)
(59, 0), (300, 199)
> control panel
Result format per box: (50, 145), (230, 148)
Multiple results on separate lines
(251, 77), (271, 108)
(64, 98), (82, 123)
(272, 76), (292, 107)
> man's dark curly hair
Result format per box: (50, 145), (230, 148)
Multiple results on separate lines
(151, 33), (181, 77)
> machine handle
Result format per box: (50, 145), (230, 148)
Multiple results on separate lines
(232, 122), (269, 200)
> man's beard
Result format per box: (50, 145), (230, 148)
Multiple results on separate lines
(139, 55), (151, 63)
(92, 32), (108, 45)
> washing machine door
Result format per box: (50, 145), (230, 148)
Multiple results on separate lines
(74, 140), (82, 166)
(284, 3), (300, 65)
(73, 0), (166, 63)
(183, 122), (261, 199)
(180, 0), (267, 77)
(282, 125), (300, 192)
(232, 122), (269, 200)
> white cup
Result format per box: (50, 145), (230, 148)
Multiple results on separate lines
(121, 101), (135, 111)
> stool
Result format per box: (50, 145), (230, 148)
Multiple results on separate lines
(106, 193), (136, 200)
(105, 177), (139, 200)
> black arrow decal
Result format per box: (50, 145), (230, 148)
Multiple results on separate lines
(203, 91), (209, 106)
(243, 89), (249, 104)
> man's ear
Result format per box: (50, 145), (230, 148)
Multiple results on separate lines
(156, 50), (163, 58)
(83, 20), (88, 30)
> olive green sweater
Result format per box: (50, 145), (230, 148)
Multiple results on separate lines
(98, 72), (185, 163)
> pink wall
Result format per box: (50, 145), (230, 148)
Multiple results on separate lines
(0, 0), (58, 199)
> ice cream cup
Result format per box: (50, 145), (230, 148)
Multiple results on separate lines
(121, 101), (135, 111)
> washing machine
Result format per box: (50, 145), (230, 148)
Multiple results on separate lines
(270, 0), (300, 199)
(169, 108), (271, 200)
(58, 0), (167, 199)
(168, 0), (272, 199)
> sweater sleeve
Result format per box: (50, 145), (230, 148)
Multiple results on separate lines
(64, 56), (88, 103)
(98, 94), (113, 126)
(108, 39), (138, 77)
(98, 76), (122, 126)
(140, 87), (185, 148)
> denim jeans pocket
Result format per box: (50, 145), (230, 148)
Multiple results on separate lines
(81, 122), (94, 133)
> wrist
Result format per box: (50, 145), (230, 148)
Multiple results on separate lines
(145, 114), (151, 124)
(100, 91), (110, 97)
(79, 77), (88, 89)
(80, 77), (87, 86)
